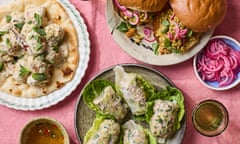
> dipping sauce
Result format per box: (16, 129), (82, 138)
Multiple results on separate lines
(192, 100), (229, 137)
(23, 122), (64, 144)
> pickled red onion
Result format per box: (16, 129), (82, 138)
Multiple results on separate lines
(197, 39), (240, 87)
(114, 0), (126, 11)
(143, 27), (155, 42)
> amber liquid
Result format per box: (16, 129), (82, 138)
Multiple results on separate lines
(195, 103), (223, 131)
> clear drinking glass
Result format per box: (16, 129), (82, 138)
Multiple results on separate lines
(192, 99), (229, 137)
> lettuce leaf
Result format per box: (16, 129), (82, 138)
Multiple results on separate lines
(145, 86), (185, 133)
(83, 114), (116, 144)
(82, 79), (117, 119)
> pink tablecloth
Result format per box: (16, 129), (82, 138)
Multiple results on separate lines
(0, 0), (240, 144)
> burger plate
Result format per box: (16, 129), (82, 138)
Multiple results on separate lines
(106, 0), (214, 66)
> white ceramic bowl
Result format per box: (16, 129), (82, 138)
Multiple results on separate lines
(20, 117), (70, 144)
(193, 35), (240, 90)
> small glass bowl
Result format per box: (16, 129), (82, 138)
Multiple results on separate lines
(20, 117), (70, 144)
(192, 99), (229, 137)
(193, 35), (240, 90)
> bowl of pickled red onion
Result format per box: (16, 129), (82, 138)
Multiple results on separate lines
(193, 35), (240, 90)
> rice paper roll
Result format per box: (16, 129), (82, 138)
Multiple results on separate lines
(84, 116), (121, 144)
(114, 66), (154, 116)
(122, 120), (148, 144)
(83, 79), (128, 121)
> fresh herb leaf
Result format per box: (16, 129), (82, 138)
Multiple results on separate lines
(0, 62), (4, 71)
(52, 46), (58, 52)
(32, 73), (47, 81)
(6, 38), (11, 48)
(162, 20), (169, 26)
(32, 26), (46, 36)
(116, 22), (128, 32)
(187, 30), (193, 37)
(152, 43), (159, 55)
(164, 38), (171, 47)
(0, 31), (8, 36)
(161, 26), (169, 33)
(19, 65), (30, 77)
(6, 15), (12, 23)
(34, 13), (42, 26)
(28, 21), (33, 24)
(14, 22), (25, 30)
(35, 43), (42, 51)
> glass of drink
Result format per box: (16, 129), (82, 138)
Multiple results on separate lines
(192, 99), (229, 137)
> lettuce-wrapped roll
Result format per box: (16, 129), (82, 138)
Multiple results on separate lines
(146, 87), (185, 143)
(84, 116), (121, 144)
(122, 120), (148, 144)
(83, 79), (128, 121)
(114, 66), (155, 116)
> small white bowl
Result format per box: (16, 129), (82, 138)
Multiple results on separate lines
(193, 35), (240, 90)
(20, 117), (70, 144)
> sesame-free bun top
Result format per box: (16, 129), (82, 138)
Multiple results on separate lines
(169, 0), (227, 32)
(118, 0), (169, 12)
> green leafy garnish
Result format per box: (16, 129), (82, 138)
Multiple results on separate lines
(32, 73), (47, 81)
(19, 66), (30, 77)
(0, 62), (4, 71)
(161, 26), (169, 33)
(0, 31), (8, 36)
(6, 38), (11, 48)
(187, 30), (193, 37)
(164, 38), (171, 47)
(166, 46), (182, 54)
(52, 46), (59, 52)
(162, 20), (170, 26)
(14, 22), (25, 30)
(152, 43), (159, 55)
(117, 22), (128, 32)
(35, 43), (42, 51)
(34, 13), (42, 26)
(6, 15), (12, 23)
(32, 26), (46, 36)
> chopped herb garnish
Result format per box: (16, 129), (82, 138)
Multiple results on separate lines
(28, 21), (33, 24)
(19, 65), (30, 77)
(35, 43), (42, 51)
(32, 26), (46, 36)
(6, 15), (12, 23)
(164, 38), (171, 47)
(116, 22), (128, 32)
(6, 38), (11, 48)
(187, 30), (193, 37)
(161, 26), (169, 34)
(0, 62), (4, 71)
(14, 22), (25, 30)
(32, 73), (47, 81)
(162, 20), (169, 26)
(52, 46), (58, 52)
(0, 31), (8, 36)
(34, 13), (42, 26)
(152, 43), (159, 55)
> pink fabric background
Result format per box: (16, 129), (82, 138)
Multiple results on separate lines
(0, 0), (240, 143)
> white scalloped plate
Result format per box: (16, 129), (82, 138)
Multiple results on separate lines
(106, 0), (214, 66)
(0, 0), (90, 110)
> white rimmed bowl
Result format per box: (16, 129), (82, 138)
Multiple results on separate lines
(193, 35), (240, 90)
